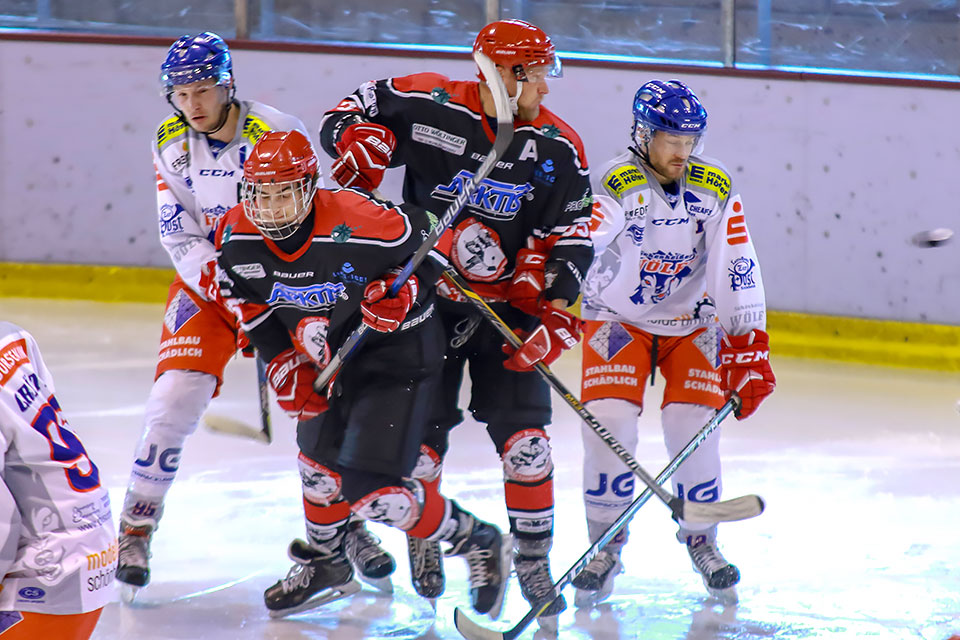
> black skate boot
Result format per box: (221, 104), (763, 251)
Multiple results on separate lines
(264, 538), (361, 618)
(514, 553), (566, 632)
(407, 535), (444, 607)
(687, 536), (740, 604)
(344, 519), (395, 593)
(116, 520), (154, 603)
(572, 548), (623, 608)
(446, 514), (513, 619)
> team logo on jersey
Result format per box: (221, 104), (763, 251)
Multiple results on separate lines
(331, 223), (357, 243)
(629, 250), (696, 305)
(533, 159), (556, 185)
(295, 317), (332, 367)
(430, 87), (451, 104)
(159, 203), (185, 237)
(202, 204), (229, 230)
(451, 218), (507, 282)
(333, 262), (367, 286)
(540, 124), (561, 139)
(626, 224), (645, 246)
(266, 282), (346, 310)
(587, 321), (634, 362)
(728, 257), (757, 291)
(163, 289), (200, 334)
(432, 170), (534, 221)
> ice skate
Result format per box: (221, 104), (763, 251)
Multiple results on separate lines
(687, 539), (739, 604)
(264, 538), (361, 618)
(446, 516), (512, 619)
(116, 521), (154, 604)
(572, 548), (622, 608)
(345, 520), (395, 593)
(514, 554), (566, 633)
(407, 535), (444, 608)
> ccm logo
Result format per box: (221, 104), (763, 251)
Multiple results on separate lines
(721, 351), (769, 365)
(199, 169), (235, 177)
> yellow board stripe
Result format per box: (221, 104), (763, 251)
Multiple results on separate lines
(0, 262), (174, 304)
(3, 262), (960, 371)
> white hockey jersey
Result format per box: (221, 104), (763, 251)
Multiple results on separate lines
(583, 151), (766, 337)
(153, 101), (311, 298)
(0, 322), (116, 614)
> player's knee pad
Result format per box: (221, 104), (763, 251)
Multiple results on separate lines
(661, 402), (722, 516)
(350, 479), (425, 531)
(143, 370), (217, 441)
(581, 398), (640, 520)
(298, 454), (344, 505)
(501, 429), (553, 483)
(410, 444), (443, 483)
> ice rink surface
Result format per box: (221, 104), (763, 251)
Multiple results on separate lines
(3, 297), (959, 640)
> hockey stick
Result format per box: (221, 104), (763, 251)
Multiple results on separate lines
(313, 50), (513, 393)
(454, 396), (740, 640)
(441, 268), (764, 524)
(202, 353), (272, 443)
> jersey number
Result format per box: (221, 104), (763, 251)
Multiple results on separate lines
(30, 396), (101, 492)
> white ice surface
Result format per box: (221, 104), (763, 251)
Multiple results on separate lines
(2, 297), (959, 640)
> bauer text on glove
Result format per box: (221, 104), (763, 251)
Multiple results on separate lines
(503, 302), (582, 372)
(266, 349), (329, 420)
(330, 122), (397, 191)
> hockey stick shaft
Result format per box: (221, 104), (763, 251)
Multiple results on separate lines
(314, 51), (513, 392)
(441, 269), (762, 523)
(255, 354), (272, 443)
(454, 398), (739, 640)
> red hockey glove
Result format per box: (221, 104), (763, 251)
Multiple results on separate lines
(720, 329), (776, 420)
(331, 123), (397, 191)
(266, 349), (329, 420)
(237, 330), (254, 358)
(361, 273), (419, 333)
(199, 259), (221, 303)
(506, 248), (548, 316)
(503, 301), (582, 372)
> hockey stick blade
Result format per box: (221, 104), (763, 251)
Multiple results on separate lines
(441, 269), (765, 525)
(455, 608), (510, 640)
(673, 494), (765, 523)
(313, 50), (513, 393)
(202, 413), (271, 443)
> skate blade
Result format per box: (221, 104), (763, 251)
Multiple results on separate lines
(267, 578), (362, 618)
(485, 533), (513, 621)
(119, 584), (142, 605)
(705, 584), (738, 605)
(537, 613), (559, 634)
(573, 587), (600, 609)
(359, 575), (394, 594)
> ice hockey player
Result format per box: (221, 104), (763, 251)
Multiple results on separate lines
(571, 80), (775, 606)
(212, 129), (512, 619)
(115, 32), (394, 599)
(319, 18), (593, 626)
(0, 322), (115, 639)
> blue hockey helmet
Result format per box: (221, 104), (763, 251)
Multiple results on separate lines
(160, 32), (233, 94)
(631, 80), (707, 153)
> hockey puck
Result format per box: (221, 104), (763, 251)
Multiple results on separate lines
(911, 228), (953, 247)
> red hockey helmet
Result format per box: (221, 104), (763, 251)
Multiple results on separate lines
(241, 130), (320, 240)
(473, 19), (562, 82)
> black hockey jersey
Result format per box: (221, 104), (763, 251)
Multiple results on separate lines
(320, 72), (594, 305)
(215, 188), (445, 377)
